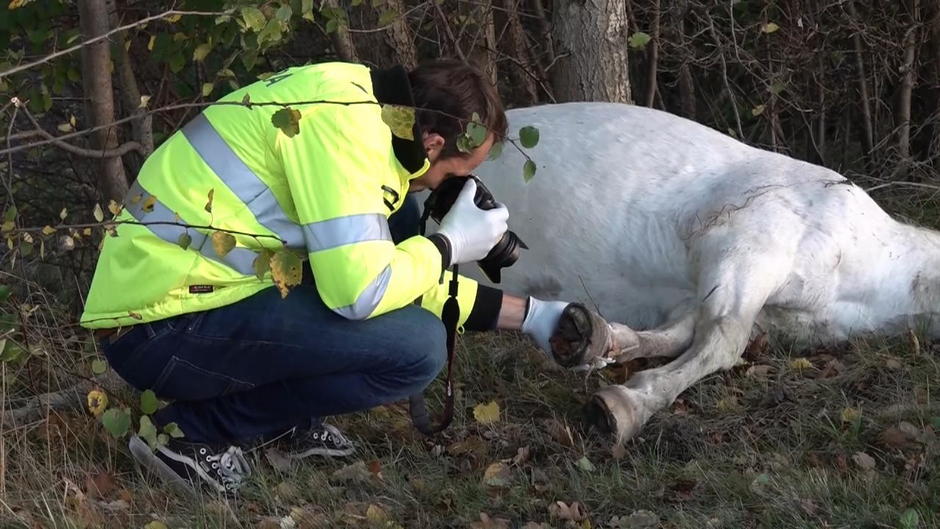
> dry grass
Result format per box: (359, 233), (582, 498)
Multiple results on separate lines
(1, 325), (938, 529)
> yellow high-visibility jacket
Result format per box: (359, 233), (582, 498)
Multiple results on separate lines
(81, 63), (498, 330)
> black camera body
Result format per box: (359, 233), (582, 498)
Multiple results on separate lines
(423, 175), (527, 283)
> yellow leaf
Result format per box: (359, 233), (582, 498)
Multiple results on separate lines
(270, 249), (302, 298)
(1, 220), (13, 233)
(193, 42), (212, 62)
(83, 227), (92, 237)
(473, 400), (500, 424)
(789, 357), (813, 371)
(59, 207), (68, 220)
(841, 407), (860, 423)
(147, 35), (156, 51)
(380, 104), (415, 141)
(141, 196), (157, 213)
(41, 225), (56, 236)
(139, 94), (151, 108)
(201, 82), (215, 97)
(762, 22), (780, 34)
(211, 231), (236, 257)
(752, 104), (766, 117)
(108, 199), (122, 216)
(93, 203), (104, 222)
(87, 389), (108, 417)
(165, 13), (181, 23)
(482, 462), (511, 488)
(57, 122), (73, 132)
(144, 521), (169, 529)
(365, 504), (387, 523)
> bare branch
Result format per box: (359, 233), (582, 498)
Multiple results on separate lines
(18, 102), (143, 159)
(0, 9), (232, 80)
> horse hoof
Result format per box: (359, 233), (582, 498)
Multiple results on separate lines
(584, 385), (643, 443)
(550, 303), (612, 368)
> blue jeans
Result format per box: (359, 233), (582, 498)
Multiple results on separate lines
(101, 196), (446, 444)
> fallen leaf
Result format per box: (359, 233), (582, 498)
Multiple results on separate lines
(840, 407), (861, 423)
(473, 400), (501, 424)
(482, 462), (512, 488)
(576, 456), (595, 472)
(789, 357), (814, 372)
(144, 522), (168, 529)
(609, 510), (658, 528)
(852, 451), (876, 472)
(544, 418), (575, 447)
(84, 471), (117, 499)
(548, 501), (587, 522)
(470, 512), (511, 529)
(264, 448), (293, 472)
(745, 364), (772, 380)
(331, 460), (373, 483)
(511, 446), (530, 466)
(86, 389), (108, 417)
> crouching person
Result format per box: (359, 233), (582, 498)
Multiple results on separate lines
(80, 60), (575, 494)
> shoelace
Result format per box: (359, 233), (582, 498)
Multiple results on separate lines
(321, 423), (351, 447)
(206, 446), (251, 490)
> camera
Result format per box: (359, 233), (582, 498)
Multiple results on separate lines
(423, 175), (527, 283)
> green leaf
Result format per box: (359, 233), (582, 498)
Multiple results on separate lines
(93, 203), (104, 222)
(211, 231), (236, 257)
(271, 107), (302, 137)
(0, 340), (25, 363)
(138, 415), (159, 448)
(257, 18), (283, 45)
(140, 389), (159, 415)
(466, 112), (487, 147)
(205, 188), (214, 213)
(91, 358), (108, 375)
(381, 104), (415, 141)
(523, 159), (536, 182)
(163, 422), (185, 439)
(487, 141), (503, 161)
(628, 31), (651, 50)
(302, 0), (315, 21)
(253, 249), (274, 280)
(899, 508), (919, 529)
(2, 206), (16, 223)
(241, 6), (266, 32)
(762, 22), (780, 34)
(519, 126), (539, 148)
(352, 0), (363, 6)
(576, 456), (595, 472)
(378, 9), (398, 26)
(192, 42), (212, 62)
(177, 232), (192, 250)
(144, 521), (168, 529)
(276, 5), (293, 23)
(101, 408), (131, 438)
(0, 284), (10, 303)
(456, 135), (473, 154)
(270, 248), (302, 298)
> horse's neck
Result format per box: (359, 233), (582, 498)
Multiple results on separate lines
(840, 220), (940, 336)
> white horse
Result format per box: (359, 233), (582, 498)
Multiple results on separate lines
(470, 102), (940, 443)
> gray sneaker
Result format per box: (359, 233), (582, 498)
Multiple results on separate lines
(129, 435), (251, 494)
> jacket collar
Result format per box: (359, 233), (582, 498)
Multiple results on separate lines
(370, 65), (427, 174)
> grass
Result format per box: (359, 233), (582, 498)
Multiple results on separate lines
(2, 325), (938, 529)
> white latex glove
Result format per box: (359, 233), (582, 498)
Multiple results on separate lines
(520, 296), (569, 358)
(435, 178), (509, 265)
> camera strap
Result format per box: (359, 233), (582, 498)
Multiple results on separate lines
(408, 261), (461, 436)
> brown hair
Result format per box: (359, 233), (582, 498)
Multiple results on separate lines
(408, 59), (507, 158)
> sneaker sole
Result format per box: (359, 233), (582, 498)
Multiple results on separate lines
(286, 446), (355, 459)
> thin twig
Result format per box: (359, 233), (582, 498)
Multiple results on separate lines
(8, 220), (287, 244)
(18, 103), (144, 159)
(0, 9), (232, 80)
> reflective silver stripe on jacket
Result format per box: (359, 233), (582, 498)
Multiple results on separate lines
(332, 265), (392, 319)
(123, 181), (257, 275)
(302, 213), (391, 252)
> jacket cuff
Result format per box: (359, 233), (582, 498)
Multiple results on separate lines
(463, 284), (503, 331)
(427, 233), (452, 269)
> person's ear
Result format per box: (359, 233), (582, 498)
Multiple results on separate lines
(422, 132), (445, 161)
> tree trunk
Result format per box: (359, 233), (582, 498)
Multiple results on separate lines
(323, 0), (359, 62)
(504, 0), (539, 104)
(551, 0), (631, 103)
(78, 0), (128, 204)
(385, 0), (417, 69)
(468, 1), (498, 85)
(645, 0), (661, 107)
(846, 0), (874, 157)
(898, 0), (921, 165)
(108, 0), (153, 176)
